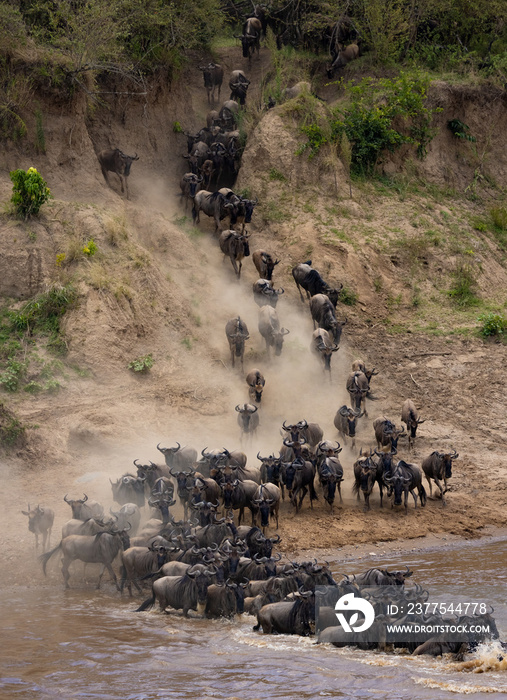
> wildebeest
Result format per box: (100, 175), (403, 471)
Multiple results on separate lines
(198, 62), (224, 104)
(237, 17), (262, 61)
(97, 148), (139, 199)
(346, 370), (370, 415)
(218, 229), (250, 278)
(120, 542), (171, 596)
(353, 565), (413, 587)
(110, 503), (141, 535)
(334, 405), (363, 448)
(246, 368), (265, 404)
(156, 443), (198, 472)
(179, 173), (203, 212)
(219, 100), (239, 130)
(401, 399), (425, 449)
(254, 591), (318, 635)
(373, 417), (406, 451)
(252, 483), (281, 530)
(318, 457), (343, 513)
(199, 159), (215, 189)
(206, 109), (220, 127)
(64, 494), (104, 521)
(40, 526), (131, 590)
(110, 474), (146, 508)
(133, 459), (171, 492)
(61, 517), (109, 539)
(257, 453), (284, 500)
(253, 279), (284, 308)
(282, 419), (323, 448)
(229, 69), (250, 104)
(21, 504), (54, 551)
(292, 261), (342, 306)
(221, 478), (258, 524)
(235, 197), (258, 233)
(252, 250), (280, 280)
(310, 328), (339, 374)
(136, 567), (215, 616)
(183, 141), (211, 175)
(309, 293), (347, 344)
(327, 43), (359, 79)
(192, 190), (239, 233)
(384, 461), (427, 513)
(421, 450), (458, 505)
(258, 306), (289, 356)
(225, 316), (249, 369)
(282, 457), (318, 513)
(353, 452), (384, 510)
(235, 403), (259, 438)
(205, 581), (245, 618)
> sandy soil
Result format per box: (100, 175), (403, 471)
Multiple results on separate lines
(1, 44), (507, 587)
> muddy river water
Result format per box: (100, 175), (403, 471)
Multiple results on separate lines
(1, 537), (506, 700)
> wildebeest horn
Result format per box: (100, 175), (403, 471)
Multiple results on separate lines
(298, 420), (308, 429)
(64, 494), (70, 503)
(156, 444), (165, 452)
(282, 420), (291, 431)
(283, 438), (294, 447)
(270, 534), (281, 543)
(451, 450), (459, 459)
(281, 328), (290, 335)
(235, 404), (243, 412)
(81, 494), (88, 502)
(133, 459), (141, 466)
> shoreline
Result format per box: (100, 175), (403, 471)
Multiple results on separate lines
(294, 525), (507, 565)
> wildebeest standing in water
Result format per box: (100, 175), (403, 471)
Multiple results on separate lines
(225, 316), (249, 369)
(21, 504), (54, 551)
(97, 148), (139, 199)
(198, 62), (224, 104)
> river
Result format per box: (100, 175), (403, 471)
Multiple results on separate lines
(1, 537), (506, 699)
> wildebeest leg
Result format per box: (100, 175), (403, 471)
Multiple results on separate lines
(115, 173), (124, 194)
(230, 255), (239, 277)
(378, 481), (383, 508)
(296, 281), (305, 303)
(98, 562), (120, 591)
(337, 483), (343, 503)
(280, 483), (285, 501)
(433, 477), (445, 500)
(298, 486), (308, 512)
(62, 557), (71, 589)
(34, 532), (39, 550)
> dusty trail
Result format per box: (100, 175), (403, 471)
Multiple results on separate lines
(2, 44), (507, 588)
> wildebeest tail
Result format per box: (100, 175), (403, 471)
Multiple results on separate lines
(352, 480), (360, 495)
(135, 593), (156, 612)
(39, 542), (62, 575)
(141, 567), (163, 581)
(419, 484), (427, 507)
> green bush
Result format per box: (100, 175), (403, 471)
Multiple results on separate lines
(448, 263), (480, 308)
(490, 206), (507, 231)
(10, 284), (78, 337)
(340, 286), (358, 306)
(0, 359), (26, 392)
(128, 353), (154, 373)
(477, 312), (507, 338)
(10, 167), (51, 218)
(82, 239), (98, 256)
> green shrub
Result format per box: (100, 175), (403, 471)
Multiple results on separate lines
(0, 403), (26, 447)
(10, 284), (78, 337)
(477, 312), (507, 338)
(340, 286), (358, 306)
(490, 206), (507, 231)
(127, 353), (154, 373)
(269, 168), (287, 182)
(10, 167), (51, 218)
(447, 119), (476, 142)
(0, 359), (26, 392)
(82, 239), (98, 256)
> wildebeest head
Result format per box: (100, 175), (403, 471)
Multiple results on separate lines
(63, 493), (88, 519)
(182, 173), (203, 197)
(338, 406), (363, 436)
(384, 468), (411, 506)
(258, 453), (282, 483)
(239, 197), (258, 224)
(169, 469), (195, 497)
(118, 151), (139, 176)
(325, 285), (343, 308)
(440, 449), (459, 478)
(254, 497), (275, 528)
(186, 566), (215, 605)
(21, 504), (44, 533)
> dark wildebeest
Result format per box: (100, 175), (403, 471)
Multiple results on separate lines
(179, 173), (203, 212)
(346, 370), (370, 416)
(221, 478), (258, 524)
(198, 62), (224, 104)
(254, 591), (319, 635)
(310, 328), (339, 374)
(253, 279), (284, 308)
(310, 294), (347, 344)
(64, 494), (104, 521)
(229, 69), (250, 104)
(318, 457), (343, 514)
(292, 261), (342, 307)
(136, 567), (215, 616)
(97, 148), (139, 199)
(133, 459), (171, 493)
(40, 526), (131, 590)
(282, 419), (323, 448)
(199, 159), (215, 189)
(334, 405), (363, 449)
(421, 450), (458, 505)
(192, 190), (239, 233)
(282, 457), (318, 513)
(235, 197), (258, 233)
(384, 460), (427, 514)
(401, 399), (425, 450)
(353, 452), (383, 510)
(205, 581), (246, 618)
(252, 250), (280, 280)
(246, 369), (265, 404)
(120, 542), (172, 596)
(235, 403), (259, 439)
(373, 417), (406, 452)
(258, 306), (289, 357)
(206, 110), (220, 127)
(21, 504), (54, 551)
(219, 100), (239, 130)
(353, 565), (413, 587)
(225, 316), (249, 369)
(237, 17), (262, 61)
(413, 609), (499, 656)
(183, 141), (211, 176)
(252, 483), (281, 531)
(110, 474), (146, 508)
(156, 443), (198, 473)
(258, 453), (284, 500)
(327, 43), (359, 79)
(218, 229), (250, 278)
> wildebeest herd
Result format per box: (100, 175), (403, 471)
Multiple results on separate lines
(29, 16), (502, 662)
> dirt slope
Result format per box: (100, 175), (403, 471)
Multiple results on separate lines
(1, 46), (507, 585)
